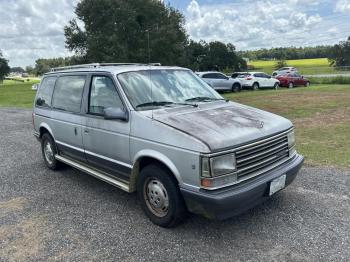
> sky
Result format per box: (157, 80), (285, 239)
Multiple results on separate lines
(0, 0), (350, 67)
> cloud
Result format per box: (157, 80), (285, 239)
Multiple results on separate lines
(0, 0), (79, 67)
(335, 0), (350, 12)
(185, 0), (326, 50)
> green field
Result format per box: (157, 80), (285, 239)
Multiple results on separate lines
(0, 81), (38, 108)
(224, 85), (350, 168)
(249, 58), (341, 75)
(1, 81), (349, 167)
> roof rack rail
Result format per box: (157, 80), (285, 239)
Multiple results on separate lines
(51, 62), (161, 72)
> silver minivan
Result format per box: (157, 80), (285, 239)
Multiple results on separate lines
(33, 63), (304, 227)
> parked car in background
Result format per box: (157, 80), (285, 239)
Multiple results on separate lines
(276, 73), (310, 88)
(272, 67), (297, 77)
(196, 71), (242, 92)
(236, 72), (280, 90)
(231, 72), (248, 79)
(33, 63), (303, 227)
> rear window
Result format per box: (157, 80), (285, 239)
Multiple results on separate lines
(237, 74), (250, 78)
(52, 75), (86, 113)
(35, 76), (56, 107)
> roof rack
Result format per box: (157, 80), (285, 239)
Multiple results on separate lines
(51, 63), (161, 72)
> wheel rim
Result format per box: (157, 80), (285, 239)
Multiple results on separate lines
(275, 84), (279, 89)
(253, 84), (258, 90)
(144, 178), (169, 217)
(44, 140), (54, 165)
(289, 83), (293, 88)
(306, 82), (310, 87)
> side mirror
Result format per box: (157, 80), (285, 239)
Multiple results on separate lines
(301, 76), (304, 78)
(103, 107), (128, 121)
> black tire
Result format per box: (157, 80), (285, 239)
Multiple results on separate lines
(252, 82), (259, 90)
(274, 83), (279, 90)
(41, 133), (60, 170)
(288, 82), (294, 89)
(137, 164), (187, 227)
(232, 83), (241, 93)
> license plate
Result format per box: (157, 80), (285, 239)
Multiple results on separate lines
(269, 174), (286, 196)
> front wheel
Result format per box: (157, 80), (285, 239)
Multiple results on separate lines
(274, 83), (280, 90)
(137, 164), (187, 227)
(288, 82), (294, 89)
(232, 83), (241, 93)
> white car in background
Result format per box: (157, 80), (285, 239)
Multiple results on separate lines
(196, 71), (242, 92)
(272, 67), (297, 77)
(236, 72), (280, 90)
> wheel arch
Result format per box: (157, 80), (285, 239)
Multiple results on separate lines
(39, 123), (55, 140)
(130, 150), (183, 192)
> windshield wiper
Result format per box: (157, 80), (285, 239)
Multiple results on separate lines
(136, 101), (197, 108)
(185, 97), (227, 102)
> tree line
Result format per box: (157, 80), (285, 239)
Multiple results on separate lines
(239, 46), (334, 61)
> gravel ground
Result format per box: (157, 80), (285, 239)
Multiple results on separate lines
(0, 108), (349, 262)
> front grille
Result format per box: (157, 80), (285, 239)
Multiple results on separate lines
(235, 132), (290, 180)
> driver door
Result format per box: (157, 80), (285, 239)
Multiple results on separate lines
(82, 74), (131, 179)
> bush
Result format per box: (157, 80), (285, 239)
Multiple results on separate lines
(308, 76), (350, 84)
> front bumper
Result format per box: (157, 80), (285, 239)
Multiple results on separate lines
(181, 154), (304, 220)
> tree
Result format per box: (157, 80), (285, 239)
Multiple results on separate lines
(274, 59), (288, 70)
(329, 36), (350, 68)
(0, 50), (10, 83)
(64, 0), (188, 65)
(184, 40), (247, 72)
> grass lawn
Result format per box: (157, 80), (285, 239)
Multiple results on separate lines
(249, 58), (341, 75)
(224, 84), (350, 168)
(1, 81), (349, 168)
(0, 81), (38, 108)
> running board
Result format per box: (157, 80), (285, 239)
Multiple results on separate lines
(55, 155), (130, 192)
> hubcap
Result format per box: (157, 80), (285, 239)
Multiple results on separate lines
(44, 140), (54, 165)
(144, 178), (169, 217)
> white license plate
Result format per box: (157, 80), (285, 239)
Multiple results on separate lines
(269, 174), (286, 196)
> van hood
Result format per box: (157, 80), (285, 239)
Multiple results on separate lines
(152, 102), (293, 152)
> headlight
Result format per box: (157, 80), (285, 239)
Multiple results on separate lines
(201, 153), (237, 189)
(201, 154), (236, 178)
(210, 154), (236, 176)
(287, 131), (295, 148)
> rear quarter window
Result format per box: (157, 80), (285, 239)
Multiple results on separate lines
(35, 76), (57, 107)
(52, 75), (86, 113)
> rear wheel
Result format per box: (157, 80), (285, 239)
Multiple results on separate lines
(41, 133), (60, 170)
(137, 164), (187, 227)
(232, 83), (241, 93)
(252, 82), (259, 90)
(274, 83), (280, 90)
(288, 82), (294, 89)
(305, 81), (310, 87)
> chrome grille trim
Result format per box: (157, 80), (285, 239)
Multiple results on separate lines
(235, 131), (290, 181)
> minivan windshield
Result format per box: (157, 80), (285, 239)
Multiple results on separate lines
(118, 69), (224, 110)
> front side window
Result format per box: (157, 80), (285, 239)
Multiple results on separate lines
(215, 73), (227, 79)
(118, 70), (223, 110)
(52, 75), (86, 113)
(36, 76), (56, 107)
(89, 76), (124, 115)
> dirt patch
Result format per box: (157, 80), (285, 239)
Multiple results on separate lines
(294, 107), (350, 127)
(0, 197), (27, 218)
(0, 215), (50, 261)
